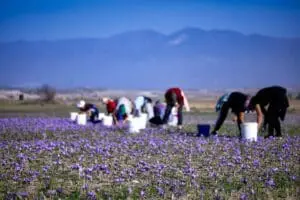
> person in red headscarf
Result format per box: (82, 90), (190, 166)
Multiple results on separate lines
(161, 87), (190, 129)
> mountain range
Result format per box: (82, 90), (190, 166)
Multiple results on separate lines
(0, 27), (299, 89)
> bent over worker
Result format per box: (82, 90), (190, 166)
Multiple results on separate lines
(211, 92), (263, 136)
(161, 87), (190, 129)
(248, 86), (289, 138)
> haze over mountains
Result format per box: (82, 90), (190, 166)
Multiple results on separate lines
(0, 27), (299, 89)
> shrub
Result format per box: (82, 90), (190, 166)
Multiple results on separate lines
(37, 84), (56, 102)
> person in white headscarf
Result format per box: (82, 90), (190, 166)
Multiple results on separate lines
(115, 97), (133, 122)
(134, 96), (154, 119)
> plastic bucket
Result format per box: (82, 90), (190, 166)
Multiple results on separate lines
(197, 124), (210, 137)
(168, 112), (178, 126)
(171, 107), (177, 115)
(77, 114), (87, 125)
(102, 115), (113, 127)
(98, 113), (105, 120)
(139, 113), (148, 129)
(70, 112), (78, 121)
(128, 118), (140, 133)
(128, 114), (133, 119)
(168, 115), (178, 126)
(241, 122), (258, 141)
(168, 107), (178, 126)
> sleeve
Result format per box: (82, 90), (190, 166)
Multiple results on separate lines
(181, 91), (190, 112)
(145, 103), (154, 118)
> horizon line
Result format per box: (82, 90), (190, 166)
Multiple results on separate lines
(1, 26), (299, 43)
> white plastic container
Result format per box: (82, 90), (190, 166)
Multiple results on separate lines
(98, 113), (105, 120)
(128, 118), (140, 133)
(168, 107), (178, 126)
(102, 115), (113, 127)
(241, 122), (258, 142)
(128, 114), (134, 120)
(77, 114), (87, 125)
(139, 113), (148, 129)
(168, 115), (178, 126)
(70, 112), (78, 121)
(171, 107), (177, 115)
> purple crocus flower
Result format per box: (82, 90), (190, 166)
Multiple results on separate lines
(266, 178), (276, 187)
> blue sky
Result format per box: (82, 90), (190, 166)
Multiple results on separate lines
(0, 0), (299, 41)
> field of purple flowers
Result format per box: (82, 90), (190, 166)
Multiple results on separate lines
(0, 117), (299, 200)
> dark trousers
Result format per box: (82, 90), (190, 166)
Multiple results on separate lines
(213, 102), (229, 132)
(265, 106), (282, 137)
(213, 102), (242, 136)
(89, 109), (99, 124)
(265, 93), (289, 137)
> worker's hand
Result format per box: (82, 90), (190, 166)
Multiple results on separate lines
(123, 119), (128, 124)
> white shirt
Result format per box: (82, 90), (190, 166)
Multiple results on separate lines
(117, 97), (132, 114)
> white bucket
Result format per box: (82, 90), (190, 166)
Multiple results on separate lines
(241, 122), (258, 141)
(128, 114), (134, 120)
(139, 113), (148, 129)
(128, 118), (140, 133)
(102, 115), (113, 127)
(98, 113), (105, 120)
(70, 112), (78, 121)
(168, 107), (178, 126)
(77, 114), (87, 125)
(171, 107), (177, 115)
(168, 114), (178, 126)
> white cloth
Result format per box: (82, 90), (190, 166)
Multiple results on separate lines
(181, 91), (190, 112)
(77, 100), (85, 108)
(117, 97), (132, 114)
(134, 96), (145, 111)
(145, 102), (154, 119)
(134, 96), (154, 118)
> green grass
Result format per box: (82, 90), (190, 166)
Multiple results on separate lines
(0, 101), (106, 118)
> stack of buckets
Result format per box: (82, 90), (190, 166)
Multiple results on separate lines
(98, 113), (113, 127)
(77, 114), (87, 125)
(70, 112), (87, 125)
(70, 112), (113, 126)
(128, 113), (148, 133)
(70, 112), (78, 122)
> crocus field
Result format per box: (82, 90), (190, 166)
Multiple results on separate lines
(0, 116), (299, 200)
